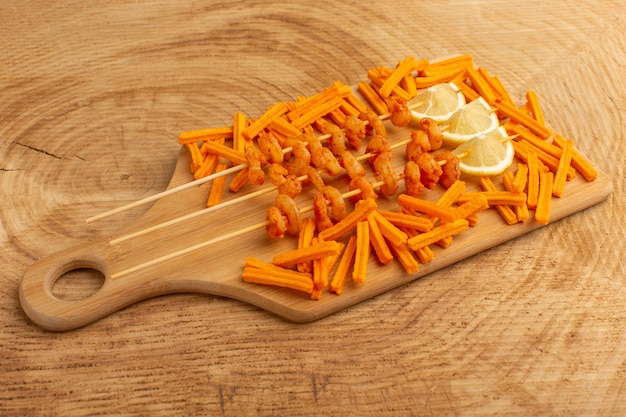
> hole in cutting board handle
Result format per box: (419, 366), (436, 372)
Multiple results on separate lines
(51, 267), (106, 301)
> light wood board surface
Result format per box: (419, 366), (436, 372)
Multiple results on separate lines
(1, 1), (625, 416)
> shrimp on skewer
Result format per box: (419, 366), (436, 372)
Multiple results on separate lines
(321, 147), (342, 176)
(323, 185), (347, 222)
(406, 129), (431, 162)
(433, 150), (461, 189)
(384, 95), (412, 128)
(340, 150), (366, 180)
(420, 117), (443, 151)
(344, 115), (366, 149)
(313, 193), (333, 232)
(317, 119), (347, 156)
(372, 152), (399, 197)
(266, 205), (288, 239)
(284, 138), (311, 176)
(416, 151), (443, 190)
(359, 108), (386, 138)
(403, 160), (425, 197)
(349, 176), (378, 202)
(302, 166), (325, 193)
(245, 145), (267, 185)
(274, 194), (301, 236)
(257, 131), (284, 163)
(269, 163), (302, 198)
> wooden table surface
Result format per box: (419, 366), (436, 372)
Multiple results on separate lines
(1, 1), (624, 415)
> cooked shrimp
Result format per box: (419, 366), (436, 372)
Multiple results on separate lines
(301, 166), (325, 193)
(349, 175), (378, 202)
(313, 193), (333, 232)
(245, 145), (267, 185)
(365, 134), (391, 166)
(266, 205), (287, 239)
(268, 163), (288, 186)
(340, 150), (366, 179)
(359, 108), (386, 137)
(406, 129), (431, 162)
(321, 147), (342, 176)
(278, 174), (302, 198)
(274, 194), (301, 236)
(257, 131), (284, 163)
(301, 132), (326, 170)
(433, 150), (460, 189)
(323, 185), (347, 221)
(420, 118), (443, 151)
(344, 115), (366, 149)
(385, 95), (412, 128)
(284, 139), (311, 176)
(318, 120), (347, 156)
(403, 160), (425, 197)
(416, 151), (443, 190)
(372, 152), (398, 197)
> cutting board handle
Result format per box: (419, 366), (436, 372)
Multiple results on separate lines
(18, 239), (170, 331)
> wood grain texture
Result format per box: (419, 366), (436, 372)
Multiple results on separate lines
(1, 1), (625, 416)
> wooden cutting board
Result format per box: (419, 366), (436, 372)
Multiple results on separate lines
(18, 98), (613, 331)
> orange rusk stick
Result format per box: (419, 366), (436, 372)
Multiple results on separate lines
(552, 138), (574, 198)
(526, 151), (540, 209)
(345, 92), (369, 114)
(415, 245), (434, 264)
(206, 162), (229, 207)
(269, 116), (302, 140)
(457, 191), (527, 206)
(511, 163), (529, 193)
(454, 80), (480, 102)
(287, 84), (352, 121)
(422, 54), (472, 75)
(453, 193), (489, 220)
(494, 99), (553, 139)
(378, 56), (418, 98)
(243, 101), (289, 141)
(502, 171), (529, 222)
(185, 143), (204, 173)
(357, 81), (388, 115)
(466, 66), (497, 105)
(407, 219), (469, 251)
(329, 235), (357, 295)
(414, 64), (467, 89)
(515, 139), (576, 179)
(387, 239), (419, 274)
(352, 221), (370, 283)
(401, 73), (417, 98)
(367, 212), (393, 265)
(371, 210), (408, 246)
(228, 166), (249, 193)
(291, 95), (345, 130)
(232, 112), (248, 153)
(553, 134), (598, 181)
(178, 125), (233, 145)
(297, 218), (316, 273)
(377, 211), (433, 233)
(368, 68), (412, 101)
(535, 171), (554, 225)
(243, 257), (314, 294)
(477, 177), (519, 225)
(310, 241), (345, 299)
(525, 90), (545, 126)
(397, 194), (456, 224)
(489, 75), (514, 106)
(318, 197), (378, 241)
(272, 240), (341, 268)
(194, 139), (224, 180)
(200, 140), (247, 166)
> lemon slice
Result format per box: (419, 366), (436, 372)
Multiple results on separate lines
(408, 82), (465, 124)
(451, 126), (515, 176)
(441, 97), (500, 146)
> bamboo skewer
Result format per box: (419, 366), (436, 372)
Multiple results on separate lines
(110, 180), (381, 280)
(109, 139), (411, 245)
(87, 110), (399, 223)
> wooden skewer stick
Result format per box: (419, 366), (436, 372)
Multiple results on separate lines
(109, 138), (411, 245)
(87, 105), (404, 223)
(110, 180), (383, 280)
